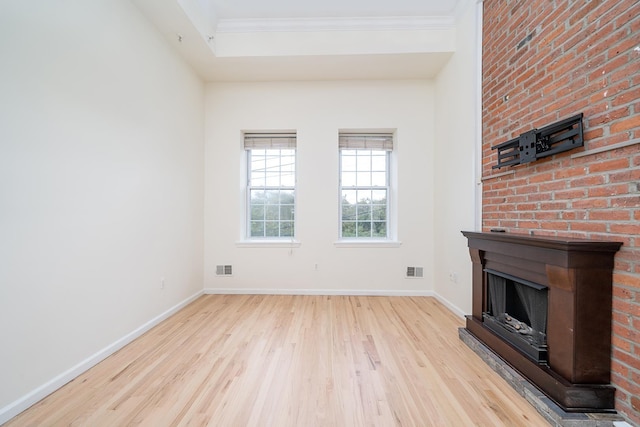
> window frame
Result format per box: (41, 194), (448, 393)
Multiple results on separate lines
(338, 133), (394, 242)
(243, 133), (297, 241)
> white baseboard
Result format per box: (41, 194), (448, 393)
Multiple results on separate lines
(0, 291), (203, 426)
(432, 294), (467, 318)
(204, 288), (435, 297)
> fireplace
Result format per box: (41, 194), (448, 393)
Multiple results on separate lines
(461, 231), (622, 412)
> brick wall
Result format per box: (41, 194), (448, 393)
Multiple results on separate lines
(481, 0), (640, 423)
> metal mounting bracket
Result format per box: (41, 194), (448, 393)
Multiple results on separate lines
(492, 113), (584, 169)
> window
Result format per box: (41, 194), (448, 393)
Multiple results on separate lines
(339, 133), (392, 239)
(245, 133), (296, 238)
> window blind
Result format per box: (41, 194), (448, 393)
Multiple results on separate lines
(244, 133), (297, 149)
(339, 133), (393, 151)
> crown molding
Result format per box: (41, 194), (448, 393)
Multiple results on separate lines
(216, 16), (456, 33)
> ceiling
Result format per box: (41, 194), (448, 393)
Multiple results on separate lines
(133, 0), (462, 82)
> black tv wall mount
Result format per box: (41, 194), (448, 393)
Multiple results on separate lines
(491, 113), (584, 169)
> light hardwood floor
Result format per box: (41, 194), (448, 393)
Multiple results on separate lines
(6, 295), (550, 426)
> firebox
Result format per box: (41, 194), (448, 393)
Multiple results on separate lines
(461, 231), (622, 412)
(484, 270), (548, 364)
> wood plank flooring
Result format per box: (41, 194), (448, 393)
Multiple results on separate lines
(6, 295), (550, 426)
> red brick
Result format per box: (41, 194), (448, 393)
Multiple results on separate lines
(533, 158), (563, 174)
(570, 221), (608, 233)
(537, 201), (567, 211)
(559, 211), (578, 220)
(545, 50), (578, 75)
(623, 405), (640, 427)
(588, 184), (632, 197)
(611, 115), (640, 134)
(612, 299), (640, 317)
(613, 323), (638, 343)
(497, 220), (517, 229)
(609, 168), (640, 183)
(554, 188), (587, 200)
(631, 396), (640, 414)
(534, 211), (560, 220)
(559, 99), (591, 120)
(611, 222), (640, 235)
(611, 86), (640, 108)
(613, 286), (635, 300)
(540, 221), (569, 230)
(589, 210), (630, 221)
(613, 348), (640, 372)
(591, 234), (633, 247)
(593, 0), (639, 25)
(515, 202), (537, 211)
(612, 360), (631, 377)
(612, 370), (640, 396)
(608, 33), (640, 62)
(612, 272), (640, 288)
(517, 220), (540, 229)
(614, 259), (632, 272)
(526, 192), (553, 202)
(568, 0), (605, 26)
(571, 197), (608, 209)
(588, 54), (630, 84)
(554, 21), (588, 51)
(613, 311), (632, 326)
(611, 196), (640, 208)
(588, 106), (631, 127)
(611, 63), (640, 90)
(554, 166), (586, 179)
(528, 172), (554, 184)
(518, 212), (534, 220)
(589, 158), (631, 173)
(506, 177), (528, 188)
(526, 73), (554, 96)
(616, 248), (640, 264)
(570, 175), (607, 188)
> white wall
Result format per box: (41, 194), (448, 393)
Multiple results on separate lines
(215, 28), (456, 57)
(204, 81), (435, 294)
(433, 0), (481, 315)
(0, 0), (204, 418)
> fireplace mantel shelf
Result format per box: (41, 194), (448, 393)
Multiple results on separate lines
(462, 231), (623, 253)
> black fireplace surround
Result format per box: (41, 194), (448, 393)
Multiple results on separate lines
(462, 231), (622, 412)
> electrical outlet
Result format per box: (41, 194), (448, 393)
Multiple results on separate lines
(160, 277), (165, 289)
(449, 272), (458, 283)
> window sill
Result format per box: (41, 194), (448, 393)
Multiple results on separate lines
(236, 240), (301, 248)
(333, 240), (402, 248)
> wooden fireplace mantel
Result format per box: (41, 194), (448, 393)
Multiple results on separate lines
(461, 231), (622, 412)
